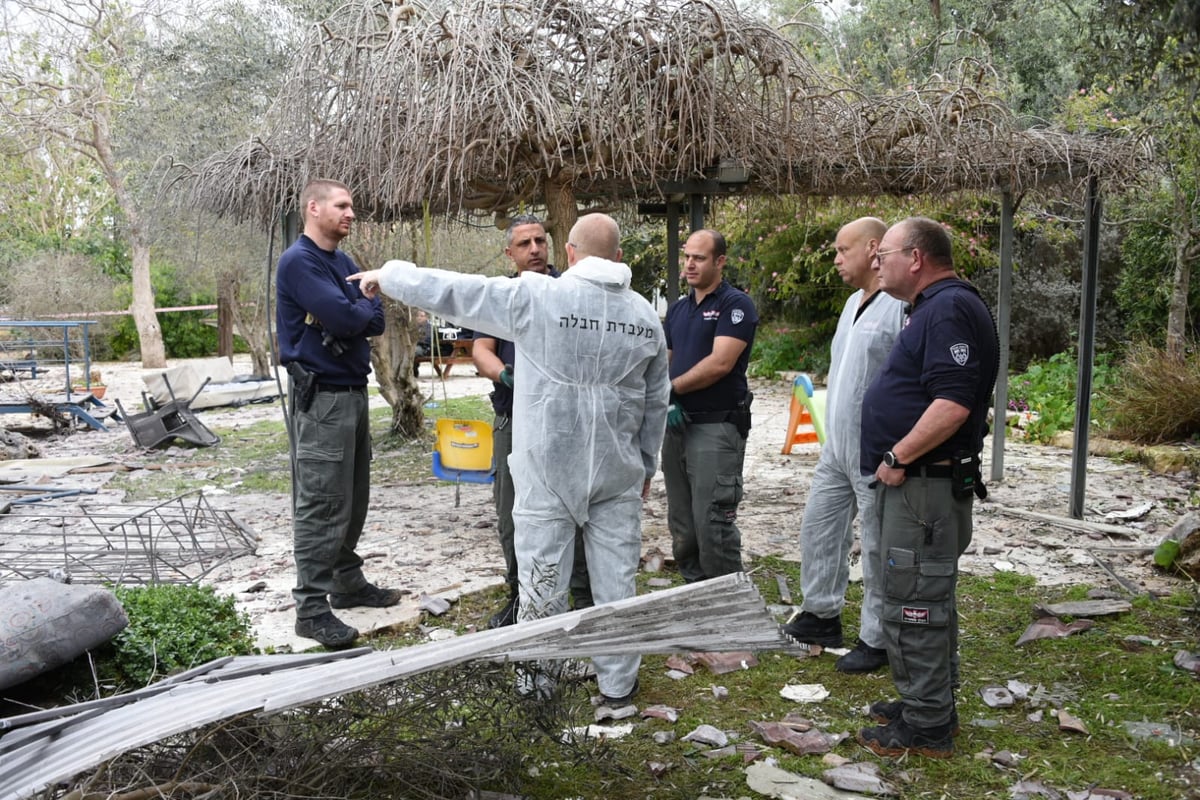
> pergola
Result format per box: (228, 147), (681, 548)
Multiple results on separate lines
(189, 0), (1147, 517)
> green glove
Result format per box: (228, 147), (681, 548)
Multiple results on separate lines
(667, 403), (689, 430)
(499, 367), (514, 388)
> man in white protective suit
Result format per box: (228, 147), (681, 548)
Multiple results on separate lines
(783, 217), (906, 673)
(349, 213), (670, 704)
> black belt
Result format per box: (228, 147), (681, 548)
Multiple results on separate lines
(688, 409), (736, 424)
(905, 463), (953, 478)
(316, 383), (365, 393)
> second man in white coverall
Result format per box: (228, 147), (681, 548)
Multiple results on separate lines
(783, 217), (906, 673)
(349, 213), (670, 704)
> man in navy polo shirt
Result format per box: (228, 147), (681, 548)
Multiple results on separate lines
(661, 229), (758, 582)
(856, 216), (998, 759)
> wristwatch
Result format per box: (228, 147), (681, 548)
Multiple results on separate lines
(883, 450), (905, 468)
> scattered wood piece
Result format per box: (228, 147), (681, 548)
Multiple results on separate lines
(1033, 599), (1131, 618)
(1086, 550), (1150, 598)
(775, 573), (792, 604)
(991, 504), (1141, 538)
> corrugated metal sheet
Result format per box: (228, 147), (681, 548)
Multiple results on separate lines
(0, 573), (803, 800)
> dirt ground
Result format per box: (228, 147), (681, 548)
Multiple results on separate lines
(3, 356), (1196, 652)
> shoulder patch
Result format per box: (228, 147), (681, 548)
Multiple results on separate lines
(950, 342), (970, 365)
(730, 309), (745, 325)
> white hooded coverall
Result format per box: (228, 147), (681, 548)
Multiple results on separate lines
(799, 288), (905, 647)
(375, 257), (670, 697)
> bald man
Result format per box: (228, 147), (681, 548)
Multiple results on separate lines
(783, 218), (905, 674)
(349, 213), (669, 706)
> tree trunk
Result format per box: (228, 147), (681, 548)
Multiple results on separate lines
(543, 171), (579, 270)
(371, 297), (425, 438)
(217, 276), (237, 358)
(1166, 191), (1193, 360)
(129, 237), (167, 368)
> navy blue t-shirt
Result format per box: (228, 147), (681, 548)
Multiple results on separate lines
(860, 278), (999, 475)
(664, 280), (758, 412)
(478, 267), (560, 415)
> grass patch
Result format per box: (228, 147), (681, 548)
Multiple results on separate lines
(110, 392), (495, 500)
(391, 566), (1199, 800)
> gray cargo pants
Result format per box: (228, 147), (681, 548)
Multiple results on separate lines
(291, 387), (371, 618)
(661, 421), (746, 582)
(877, 475), (973, 729)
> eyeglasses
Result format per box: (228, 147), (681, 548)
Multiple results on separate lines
(873, 246), (912, 264)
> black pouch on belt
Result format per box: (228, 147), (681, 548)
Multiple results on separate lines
(286, 362), (316, 413)
(733, 391), (754, 438)
(951, 450), (987, 499)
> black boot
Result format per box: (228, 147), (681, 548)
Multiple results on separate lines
(488, 593), (518, 628)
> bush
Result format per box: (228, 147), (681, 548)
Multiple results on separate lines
(1008, 349), (1114, 443)
(749, 322), (831, 378)
(108, 584), (256, 687)
(1101, 342), (1200, 444)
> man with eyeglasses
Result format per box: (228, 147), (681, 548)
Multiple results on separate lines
(856, 216), (998, 759)
(783, 217), (905, 674)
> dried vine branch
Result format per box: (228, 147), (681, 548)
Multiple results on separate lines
(184, 0), (1147, 228)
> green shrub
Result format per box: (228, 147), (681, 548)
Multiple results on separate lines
(1101, 341), (1200, 443)
(1009, 349), (1114, 443)
(749, 322), (831, 378)
(109, 584), (256, 686)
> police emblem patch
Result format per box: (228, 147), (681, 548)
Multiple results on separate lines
(730, 309), (745, 324)
(950, 343), (970, 365)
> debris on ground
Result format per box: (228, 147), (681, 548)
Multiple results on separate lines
(1053, 708), (1089, 734)
(693, 650), (757, 674)
(745, 759), (875, 800)
(682, 723), (729, 747)
(1122, 720), (1193, 746)
(822, 761), (898, 796)
(641, 704), (679, 723)
(1033, 599), (1131, 618)
(980, 685), (1017, 708)
(748, 720), (841, 755)
(779, 683), (830, 703)
(1016, 616), (1095, 646)
(1173, 650), (1200, 676)
(418, 593), (451, 615)
(1103, 501), (1153, 522)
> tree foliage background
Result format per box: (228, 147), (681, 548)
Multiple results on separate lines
(0, 0), (1194, 434)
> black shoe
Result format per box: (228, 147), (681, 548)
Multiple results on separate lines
(295, 611), (358, 648)
(599, 677), (639, 707)
(858, 716), (954, 759)
(869, 700), (960, 736)
(330, 583), (406, 609)
(488, 595), (518, 628)
(836, 639), (889, 673)
(783, 611), (843, 647)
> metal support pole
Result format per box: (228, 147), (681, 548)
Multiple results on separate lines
(666, 200), (681, 303)
(689, 193), (705, 233)
(991, 191), (1014, 483)
(1069, 175), (1101, 519)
